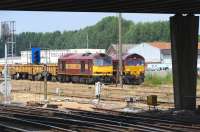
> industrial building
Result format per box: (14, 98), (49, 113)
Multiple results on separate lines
(0, 57), (21, 64)
(128, 42), (200, 65)
(128, 42), (171, 64)
(107, 42), (172, 64)
(0, 49), (105, 64)
(21, 48), (105, 64)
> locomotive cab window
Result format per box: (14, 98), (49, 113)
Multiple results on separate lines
(127, 59), (144, 66)
(93, 57), (112, 66)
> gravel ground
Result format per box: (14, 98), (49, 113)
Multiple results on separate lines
(1, 79), (200, 111)
(6, 80), (175, 110)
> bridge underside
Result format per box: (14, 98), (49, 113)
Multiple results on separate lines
(0, 1), (199, 14)
(0, 0), (200, 110)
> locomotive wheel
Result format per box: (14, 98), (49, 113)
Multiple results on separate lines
(65, 76), (70, 82)
(11, 74), (15, 79)
(123, 77), (130, 84)
(126, 79), (130, 84)
(16, 73), (21, 80)
(135, 78), (143, 85)
(71, 76), (80, 83)
(22, 73), (28, 80)
(28, 74), (33, 80)
(31, 75), (35, 81)
(35, 74), (42, 81)
(87, 78), (94, 84)
(94, 77), (100, 83)
(47, 74), (52, 81)
(100, 77), (104, 83)
(80, 77), (86, 83)
(34, 75), (39, 81)
(57, 75), (64, 83)
(13, 74), (17, 80)
(51, 76), (57, 82)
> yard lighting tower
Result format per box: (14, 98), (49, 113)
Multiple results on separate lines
(1, 21), (15, 104)
(118, 13), (123, 88)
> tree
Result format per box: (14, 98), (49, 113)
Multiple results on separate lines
(7, 16), (170, 58)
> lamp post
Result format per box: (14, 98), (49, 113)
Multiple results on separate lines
(118, 13), (123, 88)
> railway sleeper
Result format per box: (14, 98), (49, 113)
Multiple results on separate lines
(6, 113), (129, 132)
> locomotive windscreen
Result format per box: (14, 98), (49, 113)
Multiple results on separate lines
(126, 59), (144, 66)
(93, 57), (112, 66)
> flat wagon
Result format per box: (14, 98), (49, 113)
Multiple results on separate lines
(0, 64), (57, 81)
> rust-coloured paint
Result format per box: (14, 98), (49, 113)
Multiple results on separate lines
(58, 53), (113, 76)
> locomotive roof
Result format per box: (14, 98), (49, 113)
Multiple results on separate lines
(111, 53), (144, 61)
(59, 53), (109, 60)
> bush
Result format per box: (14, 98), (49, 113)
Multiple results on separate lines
(144, 72), (173, 86)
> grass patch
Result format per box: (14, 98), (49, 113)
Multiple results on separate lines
(144, 72), (173, 86)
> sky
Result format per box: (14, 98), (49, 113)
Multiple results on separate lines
(0, 11), (173, 33)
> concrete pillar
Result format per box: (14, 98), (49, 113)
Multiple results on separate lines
(170, 14), (199, 110)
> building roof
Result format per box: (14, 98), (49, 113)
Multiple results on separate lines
(0, 1), (200, 14)
(107, 44), (137, 55)
(149, 41), (200, 49)
(149, 42), (171, 49)
(110, 53), (144, 61)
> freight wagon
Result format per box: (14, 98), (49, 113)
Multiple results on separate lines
(0, 64), (57, 81)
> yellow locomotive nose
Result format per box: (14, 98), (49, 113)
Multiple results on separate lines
(93, 66), (113, 76)
(125, 65), (144, 76)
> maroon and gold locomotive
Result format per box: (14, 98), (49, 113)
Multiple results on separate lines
(112, 53), (145, 84)
(57, 53), (113, 83)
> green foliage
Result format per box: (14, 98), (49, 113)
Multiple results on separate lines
(123, 21), (170, 43)
(1, 16), (170, 58)
(144, 72), (173, 86)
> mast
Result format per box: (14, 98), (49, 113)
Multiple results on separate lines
(118, 13), (123, 88)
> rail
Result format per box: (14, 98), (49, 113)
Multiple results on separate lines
(0, 104), (199, 132)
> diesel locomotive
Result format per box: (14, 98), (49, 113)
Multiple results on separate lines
(57, 53), (113, 83)
(0, 53), (145, 84)
(112, 53), (145, 84)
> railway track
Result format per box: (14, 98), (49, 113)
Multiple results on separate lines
(0, 104), (199, 132)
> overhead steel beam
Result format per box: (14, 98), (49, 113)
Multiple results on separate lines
(0, 1), (200, 14)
